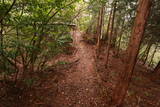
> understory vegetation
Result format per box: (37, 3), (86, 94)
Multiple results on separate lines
(0, 0), (77, 83)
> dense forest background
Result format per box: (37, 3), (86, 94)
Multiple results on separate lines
(0, 0), (160, 107)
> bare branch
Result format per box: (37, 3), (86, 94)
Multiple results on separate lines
(0, 0), (17, 22)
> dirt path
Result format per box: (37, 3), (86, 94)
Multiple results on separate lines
(2, 30), (160, 107)
(53, 30), (106, 107)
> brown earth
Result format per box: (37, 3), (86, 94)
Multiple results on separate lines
(1, 30), (160, 107)
(52, 30), (107, 107)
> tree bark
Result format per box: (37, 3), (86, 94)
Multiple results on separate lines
(105, 1), (117, 67)
(110, 1), (117, 45)
(112, 0), (152, 106)
(105, 8), (113, 41)
(0, 0), (16, 23)
(112, 27), (117, 48)
(96, 8), (101, 35)
(96, 5), (105, 56)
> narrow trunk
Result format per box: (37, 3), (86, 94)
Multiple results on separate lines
(14, 28), (20, 83)
(0, 21), (3, 53)
(112, 0), (152, 106)
(105, 1), (117, 67)
(0, 0), (16, 22)
(111, 1), (118, 48)
(112, 27), (117, 48)
(105, 8), (113, 41)
(96, 5), (105, 56)
(110, 1), (117, 44)
(96, 8), (101, 35)
(0, 20), (5, 80)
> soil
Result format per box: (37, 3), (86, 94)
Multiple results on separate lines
(0, 30), (160, 107)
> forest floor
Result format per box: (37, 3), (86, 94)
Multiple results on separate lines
(1, 30), (160, 107)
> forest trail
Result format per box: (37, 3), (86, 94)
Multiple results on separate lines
(53, 30), (106, 107)
(1, 0), (160, 107)
(1, 30), (160, 107)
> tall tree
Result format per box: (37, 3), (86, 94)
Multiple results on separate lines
(105, 1), (117, 67)
(112, 0), (152, 106)
(96, 5), (105, 56)
(105, 7), (113, 40)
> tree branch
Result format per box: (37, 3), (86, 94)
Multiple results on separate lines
(0, 0), (16, 22)
(45, 1), (76, 24)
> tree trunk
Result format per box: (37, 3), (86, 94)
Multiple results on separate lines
(111, 1), (118, 48)
(0, 0), (16, 22)
(112, 27), (117, 48)
(96, 8), (101, 35)
(105, 8), (113, 41)
(105, 1), (117, 67)
(112, 0), (152, 106)
(96, 5), (105, 57)
(110, 1), (117, 44)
